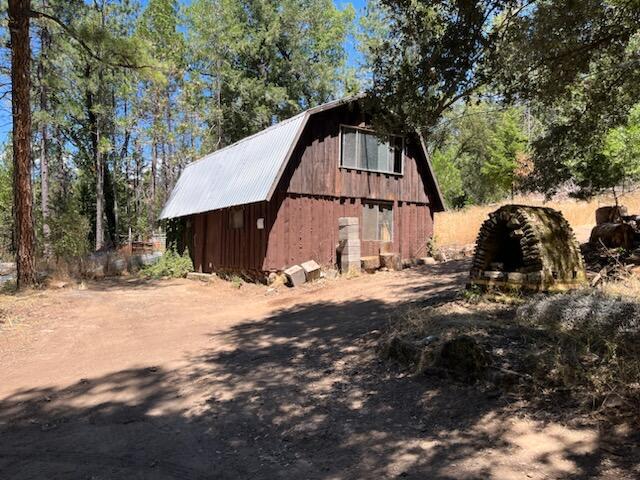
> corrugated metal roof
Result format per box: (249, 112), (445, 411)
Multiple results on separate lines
(159, 111), (306, 219)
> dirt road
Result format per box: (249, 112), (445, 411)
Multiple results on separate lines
(0, 262), (636, 479)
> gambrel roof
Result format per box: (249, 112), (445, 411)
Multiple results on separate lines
(160, 95), (444, 219)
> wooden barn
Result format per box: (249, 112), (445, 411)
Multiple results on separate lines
(160, 96), (445, 275)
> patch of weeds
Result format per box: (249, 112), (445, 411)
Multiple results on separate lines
(140, 249), (193, 279)
(230, 275), (243, 289)
(462, 284), (483, 303)
(0, 280), (17, 295)
(462, 284), (525, 305)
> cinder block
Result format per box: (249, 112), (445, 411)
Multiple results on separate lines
(339, 239), (360, 250)
(284, 265), (306, 287)
(338, 217), (358, 226)
(186, 272), (214, 283)
(507, 272), (525, 283)
(483, 270), (506, 280)
(301, 260), (321, 282)
(340, 258), (360, 275)
(339, 224), (359, 241)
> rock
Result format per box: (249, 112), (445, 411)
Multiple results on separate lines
(300, 260), (321, 282)
(418, 335), (439, 346)
(49, 280), (68, 289)
(361, 255), (381, 272)
(284, 265), (306, 287)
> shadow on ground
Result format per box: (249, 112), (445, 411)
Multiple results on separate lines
(0, 262), (637, 479)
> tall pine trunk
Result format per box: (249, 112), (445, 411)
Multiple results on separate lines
(9, 0), (36, 288)
(86, 75), (104, 251)
(39, 9), (51, 260)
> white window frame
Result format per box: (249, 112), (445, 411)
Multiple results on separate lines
(339, 125), (405, 176)
(362, 202), (394, 242)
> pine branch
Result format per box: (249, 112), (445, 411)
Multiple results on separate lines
(29, 9), (157, 71)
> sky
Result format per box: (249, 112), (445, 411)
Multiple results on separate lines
(0, 0), (367, 146)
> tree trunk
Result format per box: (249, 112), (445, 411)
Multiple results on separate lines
(95, 124), (104, 250)
(39, 8), (51, 260)
(9, 0), (36, 288)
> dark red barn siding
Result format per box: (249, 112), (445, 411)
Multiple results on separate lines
(186, 101), (440, 274)
(262, 195), (433, 271)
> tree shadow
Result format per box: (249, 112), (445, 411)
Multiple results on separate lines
(1, 282), (638, 478)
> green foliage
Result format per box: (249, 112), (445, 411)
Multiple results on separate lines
(430, 145), (465, 208)
(0, 146), (13, 260)
(482, 108), (528, 196)
(490, 1), (640, 197)
(164, 217), (186, 254)
(430, 101), (529, 207)
(49, 190), (91, 261)
(186, 0), (355, 145)
(140, 249), (193, 278)
(365, 0), (640, 198)
(600, 103), (640, 189)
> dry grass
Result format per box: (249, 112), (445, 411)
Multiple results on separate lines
(434, 190), (640, 247)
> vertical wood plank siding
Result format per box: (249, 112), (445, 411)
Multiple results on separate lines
(187, 103), (439, 274)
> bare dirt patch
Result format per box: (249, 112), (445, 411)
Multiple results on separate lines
(0, 263), (638, 479)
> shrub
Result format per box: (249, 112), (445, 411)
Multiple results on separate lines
(140, 249), (193, 279)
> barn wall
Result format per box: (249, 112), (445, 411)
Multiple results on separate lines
(263, 194), (434, 271)
(187, 200), (276, 273)
(284, 105), (438, 206)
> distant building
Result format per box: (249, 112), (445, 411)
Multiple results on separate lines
(160, 96), (445, 275)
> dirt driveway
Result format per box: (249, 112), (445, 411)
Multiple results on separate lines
(0, 262), (636, 479)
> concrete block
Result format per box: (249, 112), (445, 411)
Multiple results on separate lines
(301, 260), (321, 282)
(483, 270), (506, 280)
(186, 272), (215, 283)
(340, 258), (360, 275)
(361, 255), (381, 272)
(339, 239), (360, 250)
(507, 272), (525, 283)
(284, 265), (306, 287)
(338, 224), (359, 241)
(338, 217), (358, 226)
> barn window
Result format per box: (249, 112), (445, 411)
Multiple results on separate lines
(362, 202), (393, 241)
(229, 209), (244, 229)
(340, 126), (403, 174)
